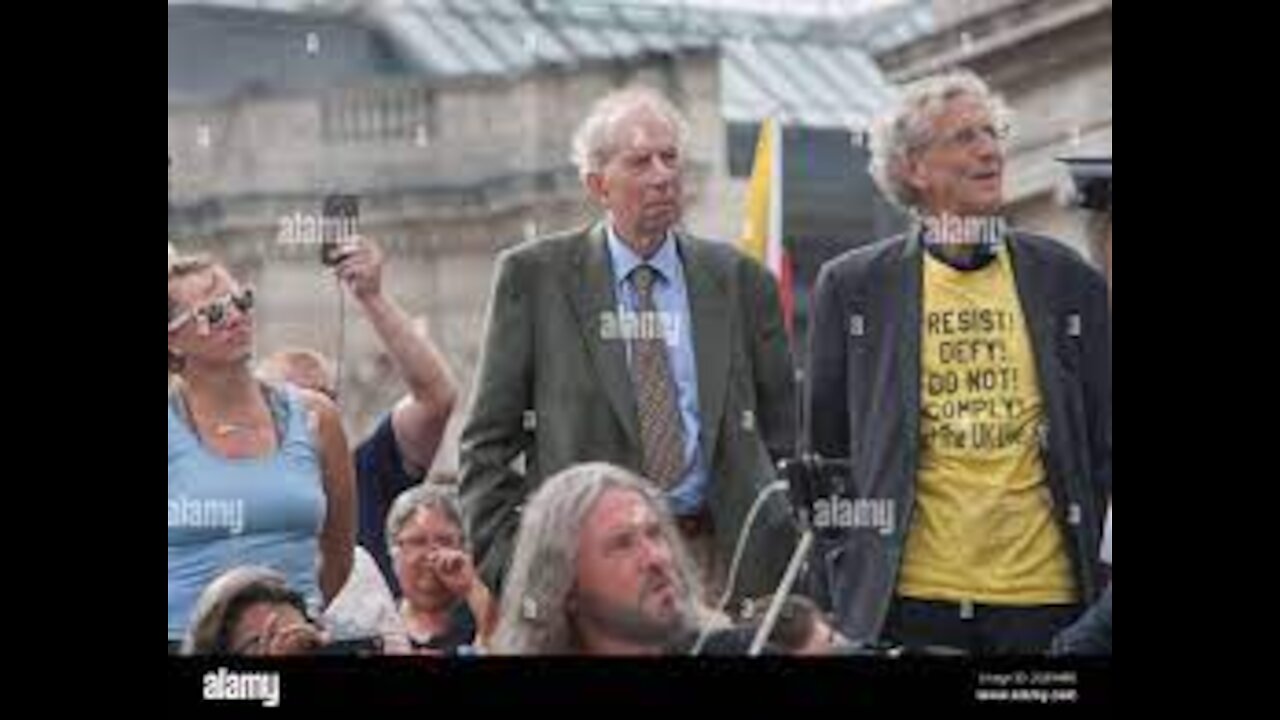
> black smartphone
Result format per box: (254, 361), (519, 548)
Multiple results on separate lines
(310, 636), (383, 657)
(320, 194), (360, 267)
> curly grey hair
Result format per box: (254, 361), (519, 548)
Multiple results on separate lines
(570, 87), (691, 183)
(867, 69), (1013, 212)
(490, 462), (703, 655)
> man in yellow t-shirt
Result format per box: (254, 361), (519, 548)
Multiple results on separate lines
(806, 71), (1111, 653)
(903, 245), (1076, 608)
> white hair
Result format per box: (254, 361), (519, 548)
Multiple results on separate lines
(570, 87), (691, 183)
(867, 69), (1013, 212)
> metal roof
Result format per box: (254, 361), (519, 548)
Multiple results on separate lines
(169, 0), (935, 128)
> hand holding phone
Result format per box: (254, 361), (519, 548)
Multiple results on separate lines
(321, 194), (360, 267)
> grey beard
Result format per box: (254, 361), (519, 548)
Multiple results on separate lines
(575, 585), (695, 650)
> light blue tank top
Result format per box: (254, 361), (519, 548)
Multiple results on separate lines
(167, 384), (326, 640)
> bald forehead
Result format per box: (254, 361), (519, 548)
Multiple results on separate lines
(604, 107), (678, 155)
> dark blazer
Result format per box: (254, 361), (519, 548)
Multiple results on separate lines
(460, 222), (798, 601)
(1051, 582), (1112, 655)
(805, 231), (1112, 643)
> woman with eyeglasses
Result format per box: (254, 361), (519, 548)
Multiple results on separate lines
(385, 481), (495, 655)
(167, 253), (355, 654)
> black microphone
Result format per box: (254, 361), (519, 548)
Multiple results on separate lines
(776, 454), (853, 529)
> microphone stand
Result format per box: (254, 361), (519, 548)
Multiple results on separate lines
(748, 454), (850, 656)
(748, 524), (814, 656)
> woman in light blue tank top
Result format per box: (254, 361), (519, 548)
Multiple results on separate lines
(168, 253), (355, 645)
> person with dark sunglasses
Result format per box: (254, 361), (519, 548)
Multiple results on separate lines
(168, 252), (356, 653)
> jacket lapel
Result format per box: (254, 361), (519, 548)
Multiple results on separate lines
(567, 222), (641, 445)
(898, 232), (924, 488)
(681, 236), (731, 470)
(1008, 234), (1064, 427)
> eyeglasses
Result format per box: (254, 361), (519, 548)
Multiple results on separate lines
(394, 532), (464, 554)
(168, 286), (255, 334)
(936, 123), (1009, 151)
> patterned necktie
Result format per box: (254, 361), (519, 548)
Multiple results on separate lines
(629, 264), (687, 490)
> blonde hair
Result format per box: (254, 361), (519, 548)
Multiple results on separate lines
(167, 252), (216, 374)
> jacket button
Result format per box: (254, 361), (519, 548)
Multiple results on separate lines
(1067, 503), (1082, 525)
(849, 314), (865, 338)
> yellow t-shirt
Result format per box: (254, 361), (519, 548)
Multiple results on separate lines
(898, 246), (1076, 605)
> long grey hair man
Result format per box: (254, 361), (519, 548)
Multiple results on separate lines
(491, 463), (736, 655)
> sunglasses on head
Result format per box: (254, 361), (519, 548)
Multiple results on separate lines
(168, 286), (255, 334)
